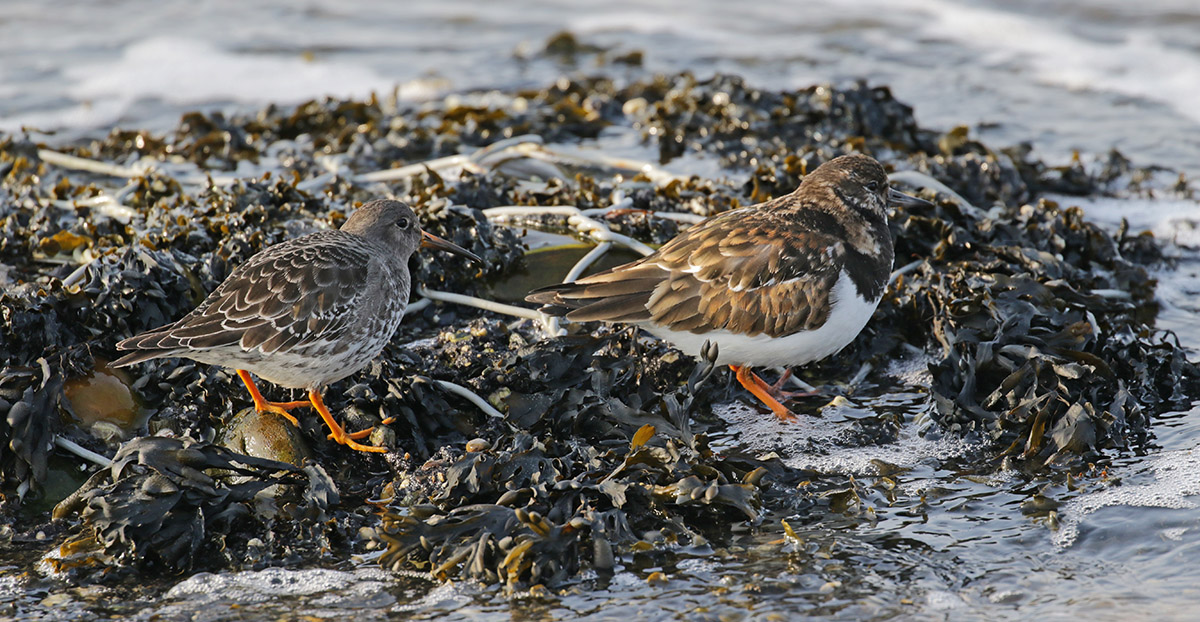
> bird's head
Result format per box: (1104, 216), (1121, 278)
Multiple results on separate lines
(341, 199), (482, 264)
(803, 154), (931, 222)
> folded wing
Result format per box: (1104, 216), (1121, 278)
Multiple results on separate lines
(526, 207), (846, 338)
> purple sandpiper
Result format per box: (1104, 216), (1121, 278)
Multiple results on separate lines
(527, 154), (931, 420)
(113, 199), (481, 452)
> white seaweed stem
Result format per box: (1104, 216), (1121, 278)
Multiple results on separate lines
(405, 297), (432, 315)
(428, 378), (504, 419)
(414, 285), (543, 321)
(889, 259), (924, 285)
(783, 371), (819, 394)
(37, 149), (149, 179)
(535, 240), (616, 337)
(563, 241), (612, 284)
(581, 204), (707, 225)
(416, 281), (561, 335)
(54, 436), (112, 467)
(528, 144), (682, 186)
(49, 194), (138, 224)
(888, 170), (982, 215)
(848, 362), (873, 390)
(482, 205), (655, 256)
(38, 133), (671, 201)
(354, 155), (480, 183)
(62, 258), (95, 288)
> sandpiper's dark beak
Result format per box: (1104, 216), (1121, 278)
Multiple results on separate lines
(420, 230), (483, 264)
(888, 187), (934, 209)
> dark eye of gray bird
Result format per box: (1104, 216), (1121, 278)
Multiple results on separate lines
(396, 217), (411, 230)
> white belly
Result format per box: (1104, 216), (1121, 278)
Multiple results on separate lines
(642, 271), (880, 368)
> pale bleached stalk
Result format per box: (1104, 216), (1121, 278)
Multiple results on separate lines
(354, 155), (479, 183)
(889, 260), (924, 285)
(414, 285), (543, 321)
(54, 436), (112, 467)
(784, 373), (818, 393)
(430, 379), (504, 419)
(62, 259), (95, 288)
(482, 205), (655, 256)
(37, 149), (148, 178)
(848, 362), (873, 388)
(563, 241), (612, 284)
(888, 170), (981, 215)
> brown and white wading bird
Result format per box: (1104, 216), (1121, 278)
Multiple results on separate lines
(112, 199), (482, 453)
(527, 154), (932, 420)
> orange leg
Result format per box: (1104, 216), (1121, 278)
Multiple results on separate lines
(308, 390), (388, 453)
(340, 416), (397, 440)
(237, 369), (307, 426)
(766, 368), (819, 400)
(730, 365), (798, 422)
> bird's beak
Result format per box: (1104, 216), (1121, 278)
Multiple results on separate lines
(420, 230), (483, 264)
(888, 187), (934, 209)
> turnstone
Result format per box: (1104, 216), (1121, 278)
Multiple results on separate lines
(526, 154), (931, 420)
(112, 199), (482, 452)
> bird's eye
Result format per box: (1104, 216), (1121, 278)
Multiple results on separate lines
(395, 217), (411, 229)
(865, 181), (881, 192)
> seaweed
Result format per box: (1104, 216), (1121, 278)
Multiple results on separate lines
(0, 71), (1195, 590)
(49, 436), (338, 574)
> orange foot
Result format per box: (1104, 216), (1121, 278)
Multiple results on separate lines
(729, 365), (798, 422)
(237, 369), (389, 453)
(237, 369), (308, 426)
(309, 390), (388, 453)
(337, 417), (397, 440)
(764, 368), (820, 400)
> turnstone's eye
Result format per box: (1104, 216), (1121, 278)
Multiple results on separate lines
(395, 217), (411, 230)
(865, 180), (881, 192)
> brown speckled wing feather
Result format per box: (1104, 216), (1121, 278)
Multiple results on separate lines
(117, 231), (370, 357)
(528, 202), (846, 338)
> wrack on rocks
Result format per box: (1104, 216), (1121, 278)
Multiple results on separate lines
(856, 192), (1200, 468)
(378, 335), (786, 589)
(48, 436), (338, 576)
(0, 70), (1197, 591)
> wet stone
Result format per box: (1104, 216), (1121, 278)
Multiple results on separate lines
(218, 407), (312, 466)
(62, 366), (141, 438)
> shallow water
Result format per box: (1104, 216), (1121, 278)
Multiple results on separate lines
(2, 0), (1199, 176)
(3, 1), (1200, 620)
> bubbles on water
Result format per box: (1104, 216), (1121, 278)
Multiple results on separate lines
(0, 574), (21, 598)
(675, 557), (722, 575)
(715, 394), (975, 479)
(1161, 527), (1188, 541)
(1054, 447), (1200, 549)
(1061, 196), (1200, 248)
(924, 589), (968, 611)
(165, 567), (393, 603)
(882, 349), (935, 388)
(390, 579), (476, 614)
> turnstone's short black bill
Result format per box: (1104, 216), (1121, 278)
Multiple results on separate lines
(527, 154), (932, 420)
(112, 199), (482, 453)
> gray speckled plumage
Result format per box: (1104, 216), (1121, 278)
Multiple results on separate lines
(114, 200), (439, 390)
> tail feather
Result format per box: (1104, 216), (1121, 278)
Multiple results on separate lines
(526, 282), (654, 323)
(111, 322), (188, 367)
(109, 348), (175, 367)
(563, 293), (654, 323)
